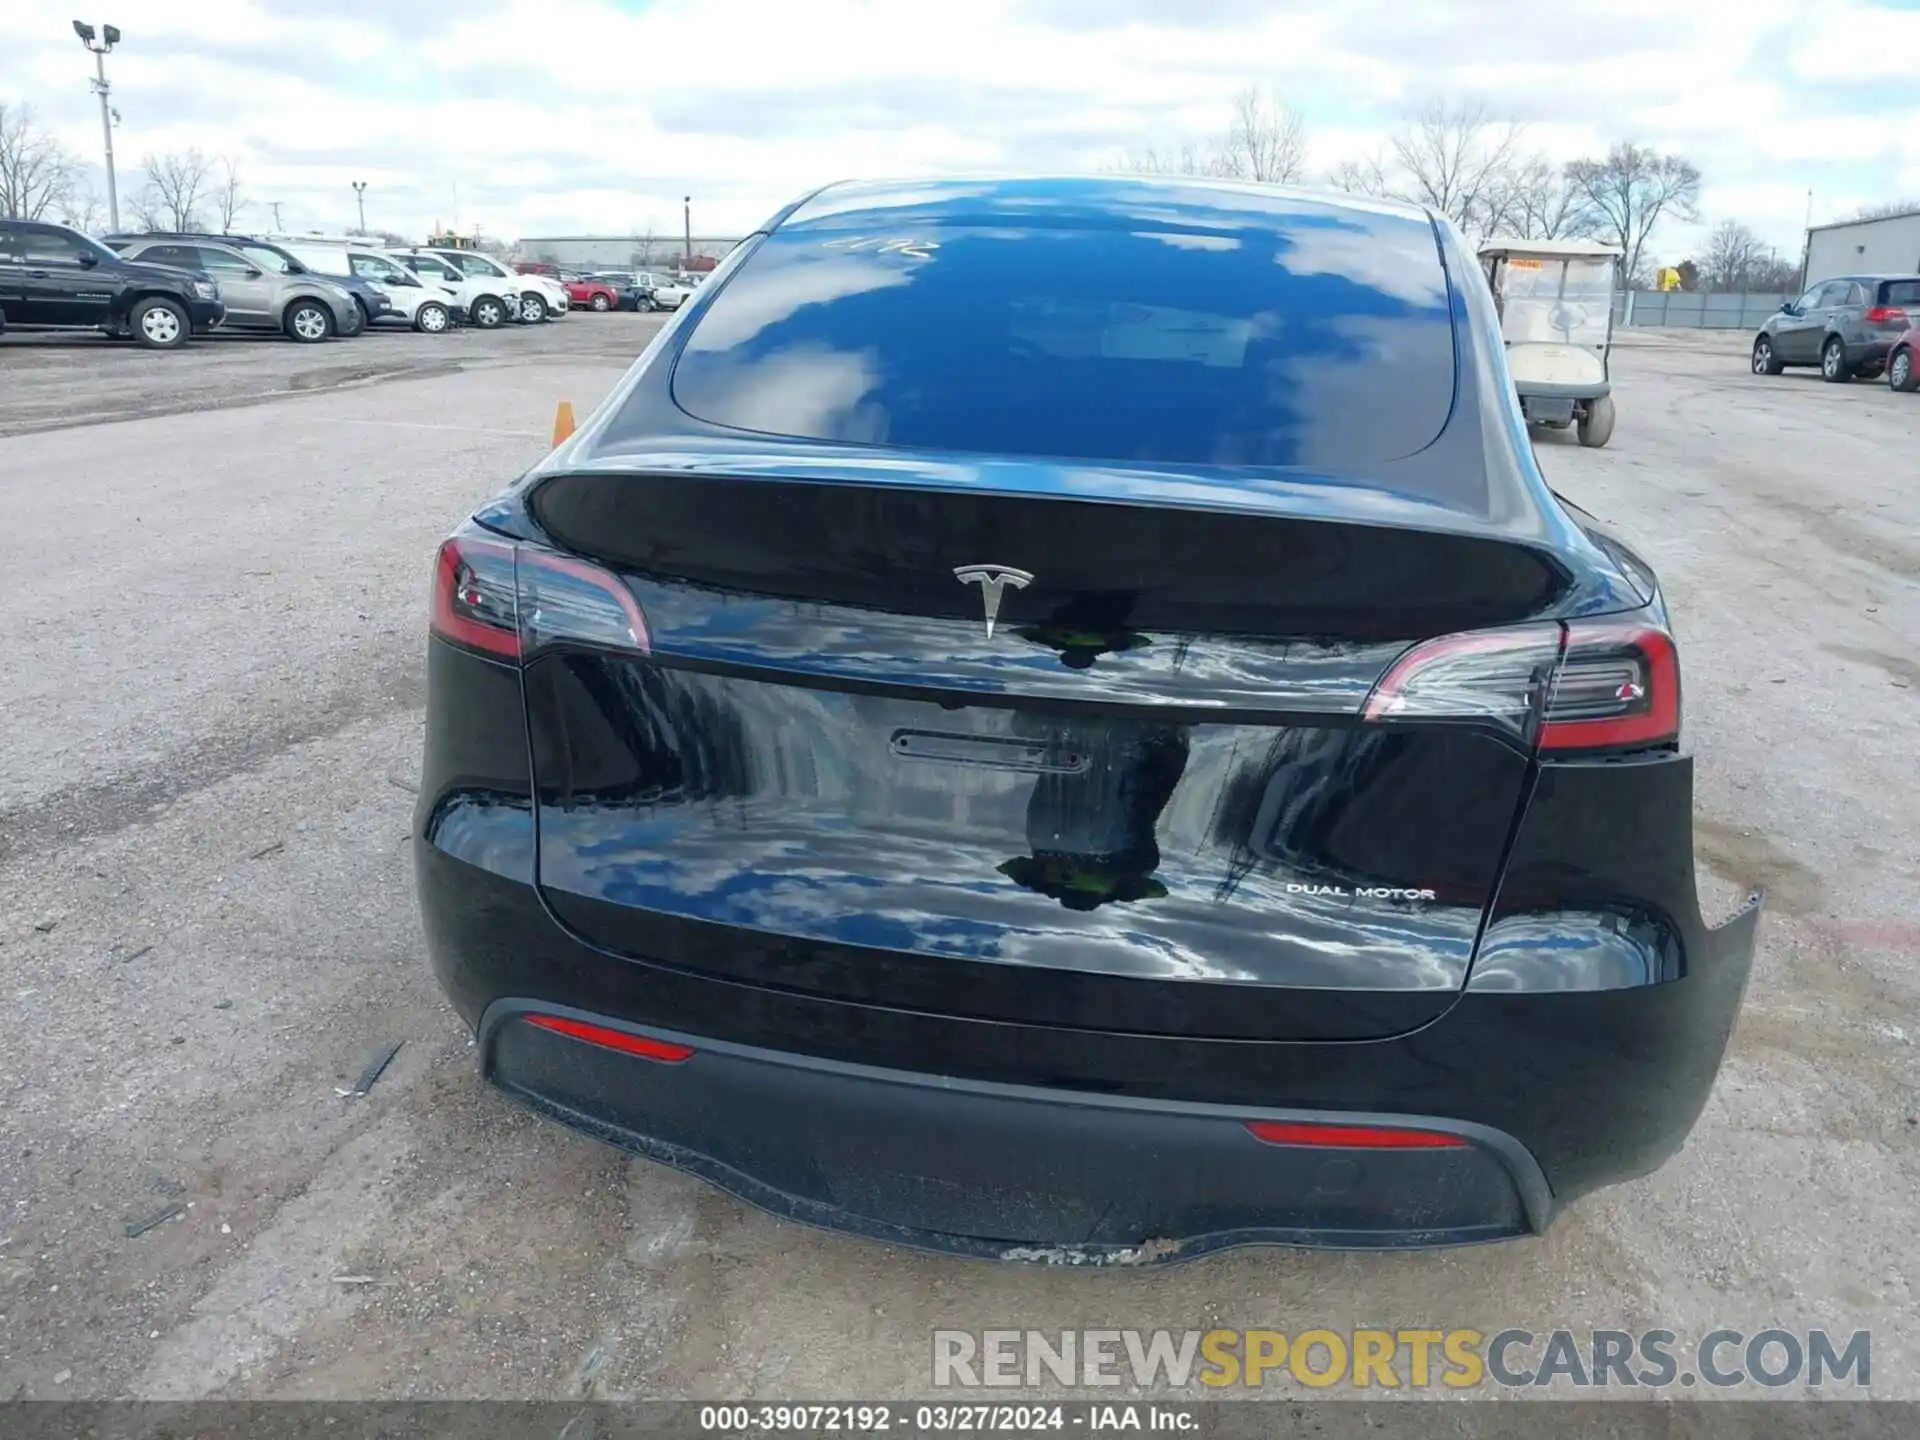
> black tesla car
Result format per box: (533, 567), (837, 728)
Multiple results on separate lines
(417, 177), (1759, 1259)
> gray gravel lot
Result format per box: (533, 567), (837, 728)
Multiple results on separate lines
(0, 321), (1915, 1402)
(0, 314), (650, 439)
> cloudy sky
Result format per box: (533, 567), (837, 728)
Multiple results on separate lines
(0, 0), (1909, 261)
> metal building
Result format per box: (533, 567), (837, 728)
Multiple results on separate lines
(1805, 211), (1920, 284)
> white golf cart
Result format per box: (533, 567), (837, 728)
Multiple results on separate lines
(1479, 238), (1621, 448)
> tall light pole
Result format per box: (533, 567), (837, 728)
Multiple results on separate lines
(72, 21), (122, 231)
(683, 194), (692, 266)
(352, 180), (368, 234)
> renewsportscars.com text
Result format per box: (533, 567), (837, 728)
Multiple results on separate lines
(932, 1328), (1870, 1391)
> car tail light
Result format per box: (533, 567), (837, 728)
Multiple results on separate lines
(1538, 619), (1679, 753)
(1364, 617), (1679, 754)
(1865, 305), (1909, 325)
(1246, 1120), (1465, 1149)
(431, 535), (519, 658)
(523, 1014), (693, 1063)
(1362, 624), (1565, 739)
(429, 535), (651, 660)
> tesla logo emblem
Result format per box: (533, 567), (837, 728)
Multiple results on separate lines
(953, 564), (1032, 639)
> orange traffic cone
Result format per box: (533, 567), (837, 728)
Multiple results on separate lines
(551, 400), (576, 447)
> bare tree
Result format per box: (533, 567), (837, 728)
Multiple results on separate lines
(1112, 87), (1307, 184)
(214, 155), (245, 230)
(1565, 142), (1702, 288)
(630, 224), (660, 267)
(55, 180), (104, 232)
(1699, 219), (1770, 292)
(1496, 156), (1595, 240)
(0, 101), (79, 220)
(1112, 140), (1233, 180)
(1327, 153), (1393, 198)
(1387, 100), (1525, 238)
(1752, 257), (1801, 294)
(1324, 100), (1527, 240)
(139, 148), (213, 231)
(1217, 87), (1307, 184)
(1694, 242), (1797, 296)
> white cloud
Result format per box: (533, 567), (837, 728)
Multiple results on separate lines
(0, 0), (1910, 263)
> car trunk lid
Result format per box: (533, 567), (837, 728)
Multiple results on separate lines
(513, 469), (1569, 1042)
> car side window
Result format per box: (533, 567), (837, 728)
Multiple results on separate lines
(1813, 281), (1849, 308)
(193, 246), (253, 275)
(1840, 282), (1867, 307)
(18, 227), (90, 264)
(350, 254), (397, 282)
(0, 224), (20, 262)
(141, 244), (198, 269)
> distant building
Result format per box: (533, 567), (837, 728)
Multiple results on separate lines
(1805, 211), (1920, 284)
(516, 234), (744, 270)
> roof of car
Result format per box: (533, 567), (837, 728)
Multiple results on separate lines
(775, 175), (1436, 236)
(1478, 236), (1623, 258)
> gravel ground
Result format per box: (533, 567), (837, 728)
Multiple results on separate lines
(0, 320), (1915, 1403)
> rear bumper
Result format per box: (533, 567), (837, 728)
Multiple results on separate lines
(415, 640), (1760, 1258)
(1517, 380), (1608, 401)
(481, 998), (1548, 1259)
(420, 837), (1759, 1257)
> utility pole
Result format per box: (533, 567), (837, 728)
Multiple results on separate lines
(683, 195), (692, 266)
(72, 21), (122, 231)
(269, 201), (283, 230)
(352, 180), (367, 234)
(1800, 188), (1814, 292)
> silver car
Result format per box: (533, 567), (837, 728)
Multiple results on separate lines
(114, 238), (360, 343)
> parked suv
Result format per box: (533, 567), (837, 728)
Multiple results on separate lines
(112, 237), (358, 343)
(637, 270), (693, 310)
(0, 219), (224, 348)
(1751, 274), (1920, 382)
(105, 232), (392, 335)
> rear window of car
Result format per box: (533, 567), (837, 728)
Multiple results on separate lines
(1880, 280), (1920, 305)
(669, 212), (1455, 471)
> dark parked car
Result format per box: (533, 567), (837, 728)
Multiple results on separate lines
(1751, 274), (1920, 382)
(417, 177), (1759, 1260)
(0, 219), (224, 348)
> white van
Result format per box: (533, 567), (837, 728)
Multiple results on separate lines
(420, 247), (567, 324)
(389, 248), (526, 330)
(279, 241), (460, 334)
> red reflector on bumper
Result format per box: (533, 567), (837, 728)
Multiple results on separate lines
(524, 1014), (694, 1063)
(1245, 1120), (1465, 1149)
